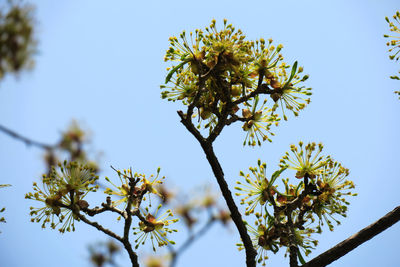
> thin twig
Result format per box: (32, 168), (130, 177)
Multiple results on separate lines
(75, 212), (124, 242)
(82, 203), (126, 218)
(232, 84), (274, 106)
(0, 124), (54, 150)
(169, 215), (217, 267)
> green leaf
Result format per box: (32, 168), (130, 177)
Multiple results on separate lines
(252, 95), (260, 113)
(283, 61), (298, 88)
(295, 181), (304, 195)
(298, 249), (306, 265)
(269, 168), (286, 187)
(165, 59), (191, 84)
(0, 184), (11, 188)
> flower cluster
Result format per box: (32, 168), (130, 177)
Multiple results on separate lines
(25, 161), (98, 233)
(279, 142), (329, 179)
(385, 11), (400, 62)
(162, 19), (311, 146)
(104, 167), (164, 210)
(0, 184), (11, 229)
(0, 2), (35, 80)
(132, 205), (178, 251)
(104, 167), (179, 251)
(384, 11), (400, 98)
(26, 163), (180, 251)
(235, 142), (356, 265)
(43, 121), (99, 176)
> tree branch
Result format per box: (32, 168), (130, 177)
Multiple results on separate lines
(76, 208), (140, 267)
(232, 84), (273, 106)
(0, 124), (54, 150)
(169, 215), (216, 267)
(75, 212), (124, 243)
(302, 205), (400, 267)
(199, 142), (257, 267)
(82, 203), (126, 218)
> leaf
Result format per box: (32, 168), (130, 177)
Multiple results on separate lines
(251, 95), (259, 113)
(165, 61), (187, 84)
(269, 168), (286, 187)
(165, 58), (191, 83)
(0, 184), (11, 188)
(298, 250), (306, 265)
(283, 61), (298, 88)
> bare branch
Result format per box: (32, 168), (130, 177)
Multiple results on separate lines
(199, 142), (257, 267)
(75, 212), (124, 242)
(0, 124), (54, 150)
(302, 206), (400, 267)
(169, 214), (216, 267)
(82, 203), (126, 218)
(232, 84), (274, 106)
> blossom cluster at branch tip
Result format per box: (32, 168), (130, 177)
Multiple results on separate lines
(235, 142), (356, 264)
(132, 205), (178, 251)
(235, 159), (272, 215)
(104, 167), (164, 210)
(279, 142), (329, 179)
(385, 11), (400, 62)
(25, 161), (99, 233)
(384, 11), (400, 98)
(162, 19), (311, 146)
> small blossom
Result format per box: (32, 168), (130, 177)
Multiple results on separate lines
(313, 160), (356, 231)
(104, 167), (164, 209)
(132, 205), (178, 251)
(279, 142), (329, 179)
(241, 97), (280, 146)
(235, 160), (273, 215)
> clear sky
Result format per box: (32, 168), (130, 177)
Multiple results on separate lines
(0, 1), (399, 267)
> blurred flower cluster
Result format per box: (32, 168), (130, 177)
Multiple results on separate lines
(162, 19), (311, 146)
(235, 142), (356, 265)
(138, 184), (231, 267)
(88, 240), (121, 267)
(43, 121), (99, 175)
(0, 1), (35, 80)
(384, 11), (400, 98)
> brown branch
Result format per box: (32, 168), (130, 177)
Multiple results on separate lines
(302, 205), (400, 267)
(199, 142), (257, 267)
(232, 84), (274, 106)
(286, 210), (299, 267)
(178, 114), (256, 265)
(178, 90), (257, 266)
(177, 110), (205, 143)
(75, 207), (140, 267)
(0, 124), (54, 150)
(75, 212), (124, 242)
(82, 203), (126, 218)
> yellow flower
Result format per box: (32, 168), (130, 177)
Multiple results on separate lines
(132, 205), (178, 251)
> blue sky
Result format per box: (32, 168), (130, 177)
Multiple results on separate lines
(0, 1), (399, 266)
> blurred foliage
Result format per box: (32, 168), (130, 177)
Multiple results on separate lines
(88, 240), (121, 267)
(0, 0), (36, 80)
